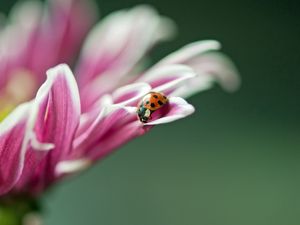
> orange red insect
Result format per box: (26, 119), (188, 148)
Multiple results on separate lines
(137, 92), (168, 123)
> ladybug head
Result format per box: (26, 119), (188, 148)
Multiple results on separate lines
(137, 107), (152, 123)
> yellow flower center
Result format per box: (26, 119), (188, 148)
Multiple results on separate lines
(0, 104), (14, 122)
(0, 69), (37, 122)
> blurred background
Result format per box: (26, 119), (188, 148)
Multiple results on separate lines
(2, 0), (300, 224)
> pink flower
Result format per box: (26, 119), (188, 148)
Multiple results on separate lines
(0, 1), (240, 197)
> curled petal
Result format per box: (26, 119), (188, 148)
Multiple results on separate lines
(76, 82), (150, 137)
(77, 5), (176, 110)
(78, 4), (175, 82)
(30, 132), (55, 151)
(87, 120), (148, 161)
(144, 97), (195, 125)
(170, 74), (214, 98)
(154, 40), (240, 97)
(112, 82), (151, 106)
(73, 105), (136, 158)
(137, 64), (196, 95)
(0, 103), (31, 194)
(74, 94), (114, 139)
(187, 52), (241, 92)
(156, 40), (221, 66)
(15, 64), (81, 193)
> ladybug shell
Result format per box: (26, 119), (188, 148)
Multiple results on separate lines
(141, 92), (168, 111)
(137, 92), (168, 123)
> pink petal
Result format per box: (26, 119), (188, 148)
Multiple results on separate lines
(15, 64), (81, 193)
(0, 0), (97, 92)
(59, 118), (143, 177)
(73, 81), (149, 156)
(86, 120), (148, 161)
(0, 0), (43, 89)
(154, 40), (240, 97)
(44, 0), (98, 63)
(170, 74), (214, 98)
(112, 83), (151, 106)
(73, 105), (137, 159)
(144, 97), (195, 125)
(76, 82), (150, 138)
(187, 52), (241, 92)
(137, 64), (196, 96)
(0, 103), (31, 194)
(70, 97), (194, 168)
(74, 94), (114, 142)
(27, 0), (96, 84)
(76, 5), (175, 110)
(156, 40), (221, 66)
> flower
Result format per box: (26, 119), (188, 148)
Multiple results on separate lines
(0, 0), (240, 197)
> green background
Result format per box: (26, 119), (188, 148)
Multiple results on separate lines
(2, 0), (300, 224)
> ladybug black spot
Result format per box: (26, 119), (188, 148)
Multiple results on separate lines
(153, 95), (158, 98)
(151, 103), (156, 108)
(146, 101), (150, 104)
(158, 100), (163, 105)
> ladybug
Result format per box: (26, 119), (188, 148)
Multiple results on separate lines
(137, 92), (168, 123)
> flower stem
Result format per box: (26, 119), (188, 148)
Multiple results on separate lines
(0, 195), (41, 225)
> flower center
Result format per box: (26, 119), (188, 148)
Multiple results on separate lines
(0, 69), (37, 122)
(0, 103), (14, 122)
(0, 194), (41, 225)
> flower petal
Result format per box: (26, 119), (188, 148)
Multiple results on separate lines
(55, 158), (91, 176)
(76, 5), (176, 110)
(75, 82), (150, 139)
(0, 102), (31, 194)
(0, 0), (97, 92)
(86, 120), (148, 161)
(0, 0), (43, 89)
(112, 82), (151, 106)
(187, 51), (241, 92)
(15, 64), (81, 193)
(74, 95), (112, 140)
(144, 97), (195, 125)
(73, 105), (136, 159)
(154, 40), (240, 97)
(137, 64), (196, 95)
(170, 74), (214, 98)
(156, 40), (221, 66)
(44, 0), (98, 63)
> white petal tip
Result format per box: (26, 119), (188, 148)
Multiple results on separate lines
(31, 138), (54, 151)
(55, 159), (92, 175)
(144, 97), (195, 125)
